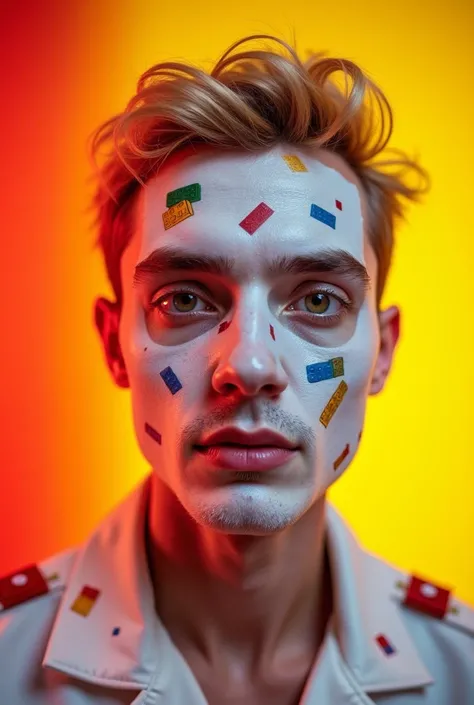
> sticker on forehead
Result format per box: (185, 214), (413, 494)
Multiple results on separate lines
(282, 155), (308, 172)
(239, 202), (274, 235)
(333, 443), (350, 471)
(166, 183), (202, 208)
(310, 203), (336, 230)
(335, 199), (343, 211)
(145, 422), (162, 445)
(162, 199), (194, 230)
(160, 366), (183, 395)
(306, 357), (344, 383)
(319, 380), (348, 428)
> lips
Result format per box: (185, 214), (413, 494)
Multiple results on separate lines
(194, 427), (300, 471)
(197, 427), (298, 450)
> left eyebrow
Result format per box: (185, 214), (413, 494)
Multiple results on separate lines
(133, 245), (371, 292)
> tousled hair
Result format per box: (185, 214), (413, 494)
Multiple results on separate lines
(88, 34), (429, 306)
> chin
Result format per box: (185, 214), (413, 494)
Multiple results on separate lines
(184, 485), (309, 535)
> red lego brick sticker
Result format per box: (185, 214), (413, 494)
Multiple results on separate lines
(0, 564), (49, 610)
(404, 575), (451, 619)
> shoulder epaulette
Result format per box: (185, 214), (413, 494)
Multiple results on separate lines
(393, 573), (474, 637)
(0, 548), (76, 613)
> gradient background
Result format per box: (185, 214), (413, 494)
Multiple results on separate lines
(1, 0), (473, 604)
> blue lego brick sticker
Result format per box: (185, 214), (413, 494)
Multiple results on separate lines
(310, 203), (336, 230)
(307, 357), (344, 383)
(160, 366), (183, 395)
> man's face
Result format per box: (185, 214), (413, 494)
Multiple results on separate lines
(118, 144), (381, 534)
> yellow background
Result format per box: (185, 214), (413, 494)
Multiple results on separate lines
(1, 0), (472, 604)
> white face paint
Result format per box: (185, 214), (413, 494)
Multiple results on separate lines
(119, 144), (380, 535)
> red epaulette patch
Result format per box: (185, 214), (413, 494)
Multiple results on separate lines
(0, 563), (49, 611)
(396, 574), (455, 620)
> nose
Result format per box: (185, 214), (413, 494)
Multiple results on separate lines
(211, 308), (289, 400)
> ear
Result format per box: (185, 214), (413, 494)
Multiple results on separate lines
(94, 297), (130, 389)
(369, 305), (401, 395)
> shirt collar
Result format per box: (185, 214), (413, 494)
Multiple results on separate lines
(43, 475), (433, 694)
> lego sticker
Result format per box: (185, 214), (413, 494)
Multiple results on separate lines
(310, 203), (336, 230)
(160, 366), (183, 395)
(269, 324), (275, 340)
(239, 202), (274, 235)
(333, 443), (350, 471)
(70, 585), (101, 617)
(166, 183), (201, 208)
(162, 199), (194, 230)
(282, 155), (308, 172)
(145, 422), (162, 445)
(375, 634), (396, 656)
(319, 380), (348, 427)
(218, 320), (231, 334)
(335, 199), (343, 210)
(306, 357), (344, 384)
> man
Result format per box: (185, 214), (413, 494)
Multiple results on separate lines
(1, 34), (473, 705)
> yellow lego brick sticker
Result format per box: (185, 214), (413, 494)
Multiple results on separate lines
(162, 199), (194, 230)
(331, 357), (344, 377)
(282, 155), (308, 172)
(320, 380), (348, 428)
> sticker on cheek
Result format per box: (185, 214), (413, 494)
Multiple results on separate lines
(310, 203), (336, 230)
(333, 443), (350, 471)
(218, 320), (231, 334)
(239, 202), (274, 235)
(269, 324), (275, 340)
(335, 199), (343, 211)
(282, 155), (308, 172)
(166, 183), (201, 208)
(306, 357), (344, 383)
(319, 380), (348, 427)
(70, 586), (101, 617)
(162, 199), (194, 230)
(145, 422), (162, 445)
(160, 366), (183, 394)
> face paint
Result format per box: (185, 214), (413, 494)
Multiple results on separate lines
(119, 144), (380, 535)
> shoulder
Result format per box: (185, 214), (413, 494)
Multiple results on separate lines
(0, 547), (78, 701)
(365, 550), (474, 691)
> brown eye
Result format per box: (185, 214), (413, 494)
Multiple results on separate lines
(172, 293), (198, 312)
(304, 293), (330, 314)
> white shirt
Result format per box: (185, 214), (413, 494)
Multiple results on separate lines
(1, 474), (473, 704)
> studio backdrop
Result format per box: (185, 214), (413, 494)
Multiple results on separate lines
(0, 0), (472, 604)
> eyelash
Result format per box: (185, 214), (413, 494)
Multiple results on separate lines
(149, 285), (353, 326)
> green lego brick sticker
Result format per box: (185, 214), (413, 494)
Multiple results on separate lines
(166, 183), (201, 208)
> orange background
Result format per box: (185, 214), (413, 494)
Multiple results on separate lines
(1, 0), (473, 604)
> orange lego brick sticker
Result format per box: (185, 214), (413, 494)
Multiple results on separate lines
(333, 443), (350, 471)
(70, 585), (101, 617)
(162, 199), (194, 230)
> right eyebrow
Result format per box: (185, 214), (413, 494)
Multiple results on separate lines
(133, 245), (371, 292)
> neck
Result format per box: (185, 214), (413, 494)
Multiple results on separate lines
(145, 474), (333, 672)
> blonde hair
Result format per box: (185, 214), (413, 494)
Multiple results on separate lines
(89, 34), (429, 305)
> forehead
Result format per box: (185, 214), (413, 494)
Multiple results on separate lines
(136, 144), (369, 268)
